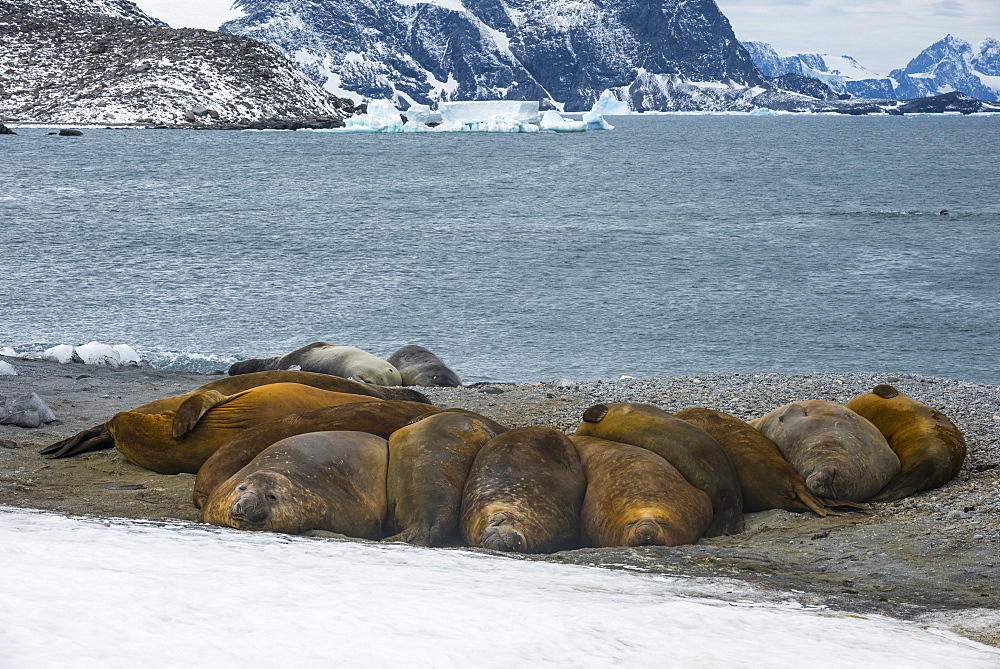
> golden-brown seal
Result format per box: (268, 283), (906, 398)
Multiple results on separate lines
(674, 408), (831, 516)
(228, 342), (402, 386)
(202, 430), (387, 537)
(750, 400), (900, 502)
(575, 403), (744, 537)
(193, 400), (439, 509)
(106, 383), (380, 475)
(845, 384), (966, 501)
(383, 411), (504, 546)
(460, 426), (586, 553)
(571, 435), (713, 547)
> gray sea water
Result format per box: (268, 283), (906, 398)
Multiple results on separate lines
(2, 115), (998, 384)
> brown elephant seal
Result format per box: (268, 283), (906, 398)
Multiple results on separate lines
(674, 408), (832, 516)
(228, 342), (402, 386)
(41, 369), (426, 459)
(750, 400), (900, 502)
(383, 411), (504, 546)
(571, 436), (713, 547)
(575, 403), (744, 537)
(845, 384), (966, 501)
(105, 383), (380, 475)
(202, 431), (387, 537)
(386, 345), (462, 387)
(460, 427), (586, 553)
(193, 400), (439, 508)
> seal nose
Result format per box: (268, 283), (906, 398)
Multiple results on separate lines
(231, 491), (268, 524)
(627, 519), (663, 547)
(806, 468), (838, 498)
(482, 514), (525, 552)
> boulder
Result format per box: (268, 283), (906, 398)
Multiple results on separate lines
(0, 123), (14, 135)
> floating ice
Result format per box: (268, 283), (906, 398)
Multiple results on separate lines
(0, 346), (16, 357)
(0, 360), (16, 376)
(41, 344), (80, 364)
(540, 110), (587, 132)
(582, 90), (627, 130)
(750, 108), (780, 116)
(401, 103), (431, 126)
(439, 100), (541, 125)
(343, 99), (407, 132)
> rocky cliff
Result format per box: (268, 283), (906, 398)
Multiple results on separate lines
(0, 0), (350, 125)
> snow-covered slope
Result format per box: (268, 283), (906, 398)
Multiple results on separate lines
(0, 0), (348, 125)
(221, 0), (827, 112)
(743, 36), (1000, 102)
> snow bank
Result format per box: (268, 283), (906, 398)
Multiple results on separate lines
(1, 508), (996, 667)
(0, 360), (17, 376)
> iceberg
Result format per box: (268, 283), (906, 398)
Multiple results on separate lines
(0, 360), (16, 376)
(401, 104), (431, 126)
(749, 108), (780, 116)
(438, 101), (540, 125)
(342, 99), (406, 132)
(540, 110), (587, 132)
(582, 90), (628, 130)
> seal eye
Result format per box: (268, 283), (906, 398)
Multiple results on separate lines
(265, 493), (277, 501)
(237, 485), (247, 491)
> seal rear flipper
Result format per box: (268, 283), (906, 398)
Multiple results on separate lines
(380, 527), (434, 547)
(39, 425), (113, 458)
(818, 497), (870, 512)
(870, 479), (919, 503)
(172, 390), (232, 439)
(228, 355), (284, 376)
(791, 480), (830, 517)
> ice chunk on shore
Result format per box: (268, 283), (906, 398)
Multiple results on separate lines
(582, 90), (626, 130)
(540, 111), (587, 132)
(74, 341), (122, 367)
(112, 344), (142, 366)
(0, 360), (17, 376)
(41, 344), (80, 364)
(0, 347), (16, 357)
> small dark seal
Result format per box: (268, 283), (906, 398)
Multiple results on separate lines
(0, 123), (15, 135)
(939, 209), (949, 216)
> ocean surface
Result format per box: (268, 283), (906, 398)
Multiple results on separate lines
(2, 115), (999, 384)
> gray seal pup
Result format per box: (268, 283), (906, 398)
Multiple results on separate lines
(386, 345), (462, 387)
(228, 342), (402, 386)
(751, 400), (901, 502)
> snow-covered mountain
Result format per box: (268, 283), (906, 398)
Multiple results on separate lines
(0, 0), (350, 125)
(743, 36), (1000, 102)
(221, 0), (832, 112)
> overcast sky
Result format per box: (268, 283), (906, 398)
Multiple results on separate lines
(132, 0), (1000, 75)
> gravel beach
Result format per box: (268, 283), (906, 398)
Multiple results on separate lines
(1, 356), (997, 646)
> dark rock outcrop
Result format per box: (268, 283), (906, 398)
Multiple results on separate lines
(0, 122), (14, 134)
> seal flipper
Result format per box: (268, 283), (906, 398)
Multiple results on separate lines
(791, 479), (830, 517)
(172, 390), (232, 439)
(818, 497), (870, 512)
(40, 424), (114, 458)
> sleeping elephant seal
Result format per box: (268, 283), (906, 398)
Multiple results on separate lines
(193, 400), (439, 509)
(107, 383), (381, 475)
(228, 342), (402, 386)
(202, 431), (387, 537)
(461, 427), (586, 553)
(674, 408), (832, 516)
(575, 403), (744, 537)
(750, 400), (900, 502)
(40, 369), (427, 459)
(571, 436), (713, 548)
(383, 411), (504, 546)
(845, 384), (966, 501)
(386, 345), (462, 387)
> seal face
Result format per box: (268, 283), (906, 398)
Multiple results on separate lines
(202, 431), (388, 537)
(575, 403), (744, 537)
(106, 383), (381, 475)
(384, 411), (504, 546)
(460, 426), (586, 553)
(845, 385), (966, 501)
(751, 400), (901, 502)
(228, 343), (402, 386)
(674, 408), (830, 516)
(571, 436), (713, 547)
(386, 345), (462, 387)
(193, 400), (439, 509)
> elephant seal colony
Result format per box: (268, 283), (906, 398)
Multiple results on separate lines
(2, 357), (997, 645)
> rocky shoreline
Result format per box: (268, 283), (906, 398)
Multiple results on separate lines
(1, 357), (997, 646)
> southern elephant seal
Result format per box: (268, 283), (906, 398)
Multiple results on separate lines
(106, 383), (381, 475)
(571, 435), (713, 547)
(674, 408), (833, 516)
(460, 427), (586, 553)
(386, 345), (462, 387)
(575, 403), (744, 537)
(750, 400), (900, 502)
(202, 431), (387, 537)
(228, 342), (402, 386)
(193, 400), (439, 509)
(845, 384), (966, 501)
(383, 411), (504, 546)
(41, 369), (425, 459)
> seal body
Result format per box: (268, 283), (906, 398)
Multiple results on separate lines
(228, 342), (402, 386)
(384, 411), (503, 546)
(386, 345), (462, 387)
(193, 400), (438, 508)
(571, 436), (713, 547)
(751, 400), (900, 502)
(575, 403), (744, 537)
(460, 427), (586, 553)
(202, 431), (388, 537)
(107, 383), (380, 475)
(845, 384), (966, 501)
(674, 408), (830, 516)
